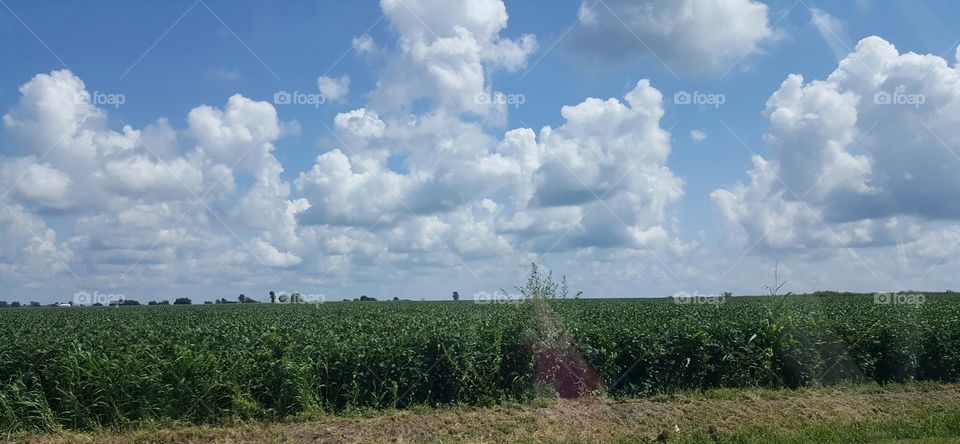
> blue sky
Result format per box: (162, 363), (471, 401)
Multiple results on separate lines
(2, 0), (960, 303)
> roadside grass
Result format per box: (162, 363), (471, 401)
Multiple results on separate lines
(684, 411), (960, 444)
(9, 382), (960, 443)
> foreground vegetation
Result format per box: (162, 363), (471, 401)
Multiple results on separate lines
(2, 291), (960, 435)
(11, 383), (960, 443)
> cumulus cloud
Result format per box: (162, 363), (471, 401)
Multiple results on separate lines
(247, 237), (302, 268)
(569, 0), (772, 75)
(287, 0), (687, 289)
(0, 0), (697, 301)
(334, 108), (386, 142)
(713, 36), (960, 251)
(0, 68), (306, 297)
(370, 0), (537, 119)
(296, 149), (415, 226)
(187, 94), (281, 172)
(518, 80), (683, 250)
(0, 203), (74, 280)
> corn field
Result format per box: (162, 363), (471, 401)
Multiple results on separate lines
(2, 293), (960, 434)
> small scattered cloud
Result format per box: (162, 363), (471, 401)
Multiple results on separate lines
(690, 129), (707, 143)
(352, 34), (378, 56)
(206, 68), (242, 82)
(318, 75), (350, 102)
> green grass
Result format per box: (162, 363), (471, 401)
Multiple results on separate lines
(696, 410), (960, 443)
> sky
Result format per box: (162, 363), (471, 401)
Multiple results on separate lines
(2, 0), (960, 303)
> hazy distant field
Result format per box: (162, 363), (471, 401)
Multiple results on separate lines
(2, 293), (959, 435)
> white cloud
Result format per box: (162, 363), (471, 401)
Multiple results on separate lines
(713, 36), (960, 251)
(317, 75), (351, 102)
(570, 0), (772, 75)
(518, 80), (683, 250)
(247, 237), (302, 268)
(0, 68), (311, 298)
(690, 129), (707, 143)
(102, 156), (204, 199)
(370, 0), (537, 120)
(352, 34), (378, 56)
(334, 108), (386, 141)
(0, 203), (74, 280)
(0, 160), (73, 210)
(295, 149), (414, 226)
(3, 70), (137, 171)
(187, 94), (281, 172)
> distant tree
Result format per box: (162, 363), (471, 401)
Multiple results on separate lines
(0, 301), (8, 308)
(91, 302), (102, 307)
(29, 301), (40, 307)
(148, 301), (158, 306)
(269, 291), (276, 303)
(204, 301), (213, 305)
(722, 291), (733, 298)
(452, 291), (460, 301)
(238, 294), (245, 303)
(173, 298), (191, 305)
(393, 296), (400, 301)
(290, 292), (301, 303)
